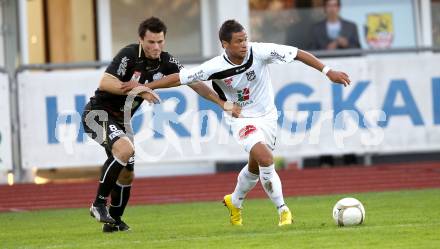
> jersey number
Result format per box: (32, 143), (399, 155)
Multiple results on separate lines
(109, 125), (118, 132)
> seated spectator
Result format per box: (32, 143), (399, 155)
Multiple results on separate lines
(310, 0), (360, 50)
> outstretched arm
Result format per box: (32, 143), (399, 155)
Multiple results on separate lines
(100, 73), (135, 95)
(295, 50), (351, 87)
(120, 73), (241, 117)
(120, 73), (181, 93)
(148, 73), (181, 90)
(100, 73), (160, 104)
(188, 82), (241, 118)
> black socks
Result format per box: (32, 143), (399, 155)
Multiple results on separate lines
(93, 156), (126, 205)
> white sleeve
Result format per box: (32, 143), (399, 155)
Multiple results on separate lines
(252, 42), (298, 64)
(179, 61), (218, 85)
(179, 67), (207, 85)
(179, 58), (223, 85)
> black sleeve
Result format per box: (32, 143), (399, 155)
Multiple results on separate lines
(166, 54), (184, 74)
(105, 45), (137, 81)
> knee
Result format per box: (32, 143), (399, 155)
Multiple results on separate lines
(256, 154), (273, 167)
(113, 147), (134, 163)
(118, 169), (134, 185)
(112, 139), (134, 163)
(250, 143), (274, 167)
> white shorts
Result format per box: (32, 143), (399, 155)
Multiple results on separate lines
(226, 108), (278, 153)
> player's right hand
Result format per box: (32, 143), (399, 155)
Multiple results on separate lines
(223, 101), (242, 118)
(121, 81), (143, 93)
(126, 85), (160, 104)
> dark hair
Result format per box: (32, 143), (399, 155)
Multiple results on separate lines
(324, 0), (341, 6)
(218, 19), (244, 43)
(138, 17), (167, 38)
(296, 0), (312, 8)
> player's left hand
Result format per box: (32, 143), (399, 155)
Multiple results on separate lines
(140, 90), (161, 104)
(327, 70), (351, 87)
(121, 81), (143, 93)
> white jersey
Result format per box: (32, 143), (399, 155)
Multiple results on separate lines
(179, 42), (299, 117)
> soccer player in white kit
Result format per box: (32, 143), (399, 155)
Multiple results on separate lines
(122, 20), (351, 226)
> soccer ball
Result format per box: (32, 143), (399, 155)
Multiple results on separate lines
(332, 197), (365, 226)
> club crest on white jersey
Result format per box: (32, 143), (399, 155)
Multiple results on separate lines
(179, 42), (298, 117)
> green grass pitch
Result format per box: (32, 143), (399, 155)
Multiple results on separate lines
(1, 189), (439, 249)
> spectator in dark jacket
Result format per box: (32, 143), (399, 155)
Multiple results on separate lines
(310, 0), (360, 50)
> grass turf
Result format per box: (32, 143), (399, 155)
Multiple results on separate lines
(0, 189), (439, 249)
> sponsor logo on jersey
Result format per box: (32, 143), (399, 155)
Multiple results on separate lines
(238, 125), (257, 140)
(270, 51), (286, 62)
(117, 56), (129, 77)
(130, 71), (141, 82)
(237, 88), (250, 101)
(246, 70), (256, 81)
(109, 130), (124, 140)
(235, 67), (246, 73)
(236, 88), (254, 107)
(188, 70), (205, 82)
(224, 77), (233, 87)
(169, 57), (184, 70)
(153, 72), (164, 81)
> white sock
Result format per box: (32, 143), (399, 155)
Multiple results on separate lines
(231, 165), (259, 208)
(259, 165), (287, 212)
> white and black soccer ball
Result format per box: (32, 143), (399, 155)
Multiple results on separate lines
(332, 197), (365, 226)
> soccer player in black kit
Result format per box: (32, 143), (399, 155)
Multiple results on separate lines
(82, 17), (240, 232)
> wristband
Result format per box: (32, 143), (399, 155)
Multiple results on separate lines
(322, 66), (331, 75)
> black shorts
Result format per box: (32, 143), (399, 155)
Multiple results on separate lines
(82, 102), (135, 170)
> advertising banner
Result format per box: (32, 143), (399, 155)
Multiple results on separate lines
(17, 54), (440, 168)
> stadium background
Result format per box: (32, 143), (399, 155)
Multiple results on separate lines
(0, 1), (439, 248)
(0, 0), (439, 211)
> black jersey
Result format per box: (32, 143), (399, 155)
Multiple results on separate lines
(89, 43), (183, 122)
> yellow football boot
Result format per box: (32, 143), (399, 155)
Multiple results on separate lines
(278, 209), (293, 227)
(223, 194), (243, 226)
